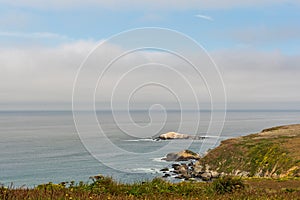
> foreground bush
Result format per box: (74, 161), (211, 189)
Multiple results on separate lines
(1, 176), (300, 200)
(211, 176), (245, 194)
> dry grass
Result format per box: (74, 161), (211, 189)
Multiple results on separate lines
(1, 176), (300, 200)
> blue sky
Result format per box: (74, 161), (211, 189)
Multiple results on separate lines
(0, 1), (300, 110)
(1, 2), (299, 52)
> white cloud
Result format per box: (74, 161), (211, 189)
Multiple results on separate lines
(213, 48), (300, 103)
(0, 39), (299, 110)
(195, 14), (213, 21)
(0, 0), (298, 10)
(0, 40), (95, 104)
(0, 38), (218, 110)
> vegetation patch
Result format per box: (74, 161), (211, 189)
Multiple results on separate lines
(1, 176), (300, 199)
(197, 124), (300, 178)
(211, 176), (245, 194)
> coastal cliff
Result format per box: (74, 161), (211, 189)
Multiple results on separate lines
(196, 124), (300, 178)
(161, 124), (300, 181)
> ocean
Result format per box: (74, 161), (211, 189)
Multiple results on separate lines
(0, 110), (299, 187)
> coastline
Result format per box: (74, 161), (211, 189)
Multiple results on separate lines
(1, 124), (300, 199)
(160, 124), (300, 181)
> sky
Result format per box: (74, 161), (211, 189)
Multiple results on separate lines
(0, 0), (300, 110)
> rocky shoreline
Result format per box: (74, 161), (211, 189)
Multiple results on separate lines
(160, 149), (222, 181)
(160, 161), (222, 181)
(159, 124), (300, 181)
(160, 158), (251, 182)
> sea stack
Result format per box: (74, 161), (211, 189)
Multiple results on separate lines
(158, 132), (191, 140)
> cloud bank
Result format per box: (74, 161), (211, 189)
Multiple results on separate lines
(0, 38), (299, 110)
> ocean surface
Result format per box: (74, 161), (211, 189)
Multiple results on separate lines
(0, 110), (300, 187)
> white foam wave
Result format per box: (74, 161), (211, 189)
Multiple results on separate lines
(123, 138), (155, 142)
(151, 157), (166, 163)
(131, 168), (161, 173)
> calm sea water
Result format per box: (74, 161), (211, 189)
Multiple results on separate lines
(0, 110), (299, 187)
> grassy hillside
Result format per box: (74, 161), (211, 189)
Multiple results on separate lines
(197, 124), (300, 178)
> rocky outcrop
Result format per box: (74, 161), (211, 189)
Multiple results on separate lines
(156, 132), (206, 140)
(158, 132), (191, 140)
(160, 124), (300, 181)
(161, 162), (221, 181)
(162, 150), (201, 161)
(160, 150), (221, 181)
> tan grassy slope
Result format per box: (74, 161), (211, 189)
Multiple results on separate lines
(197, 124), (300, 177)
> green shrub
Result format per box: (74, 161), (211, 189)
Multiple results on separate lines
(211, 176), (245, 194)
